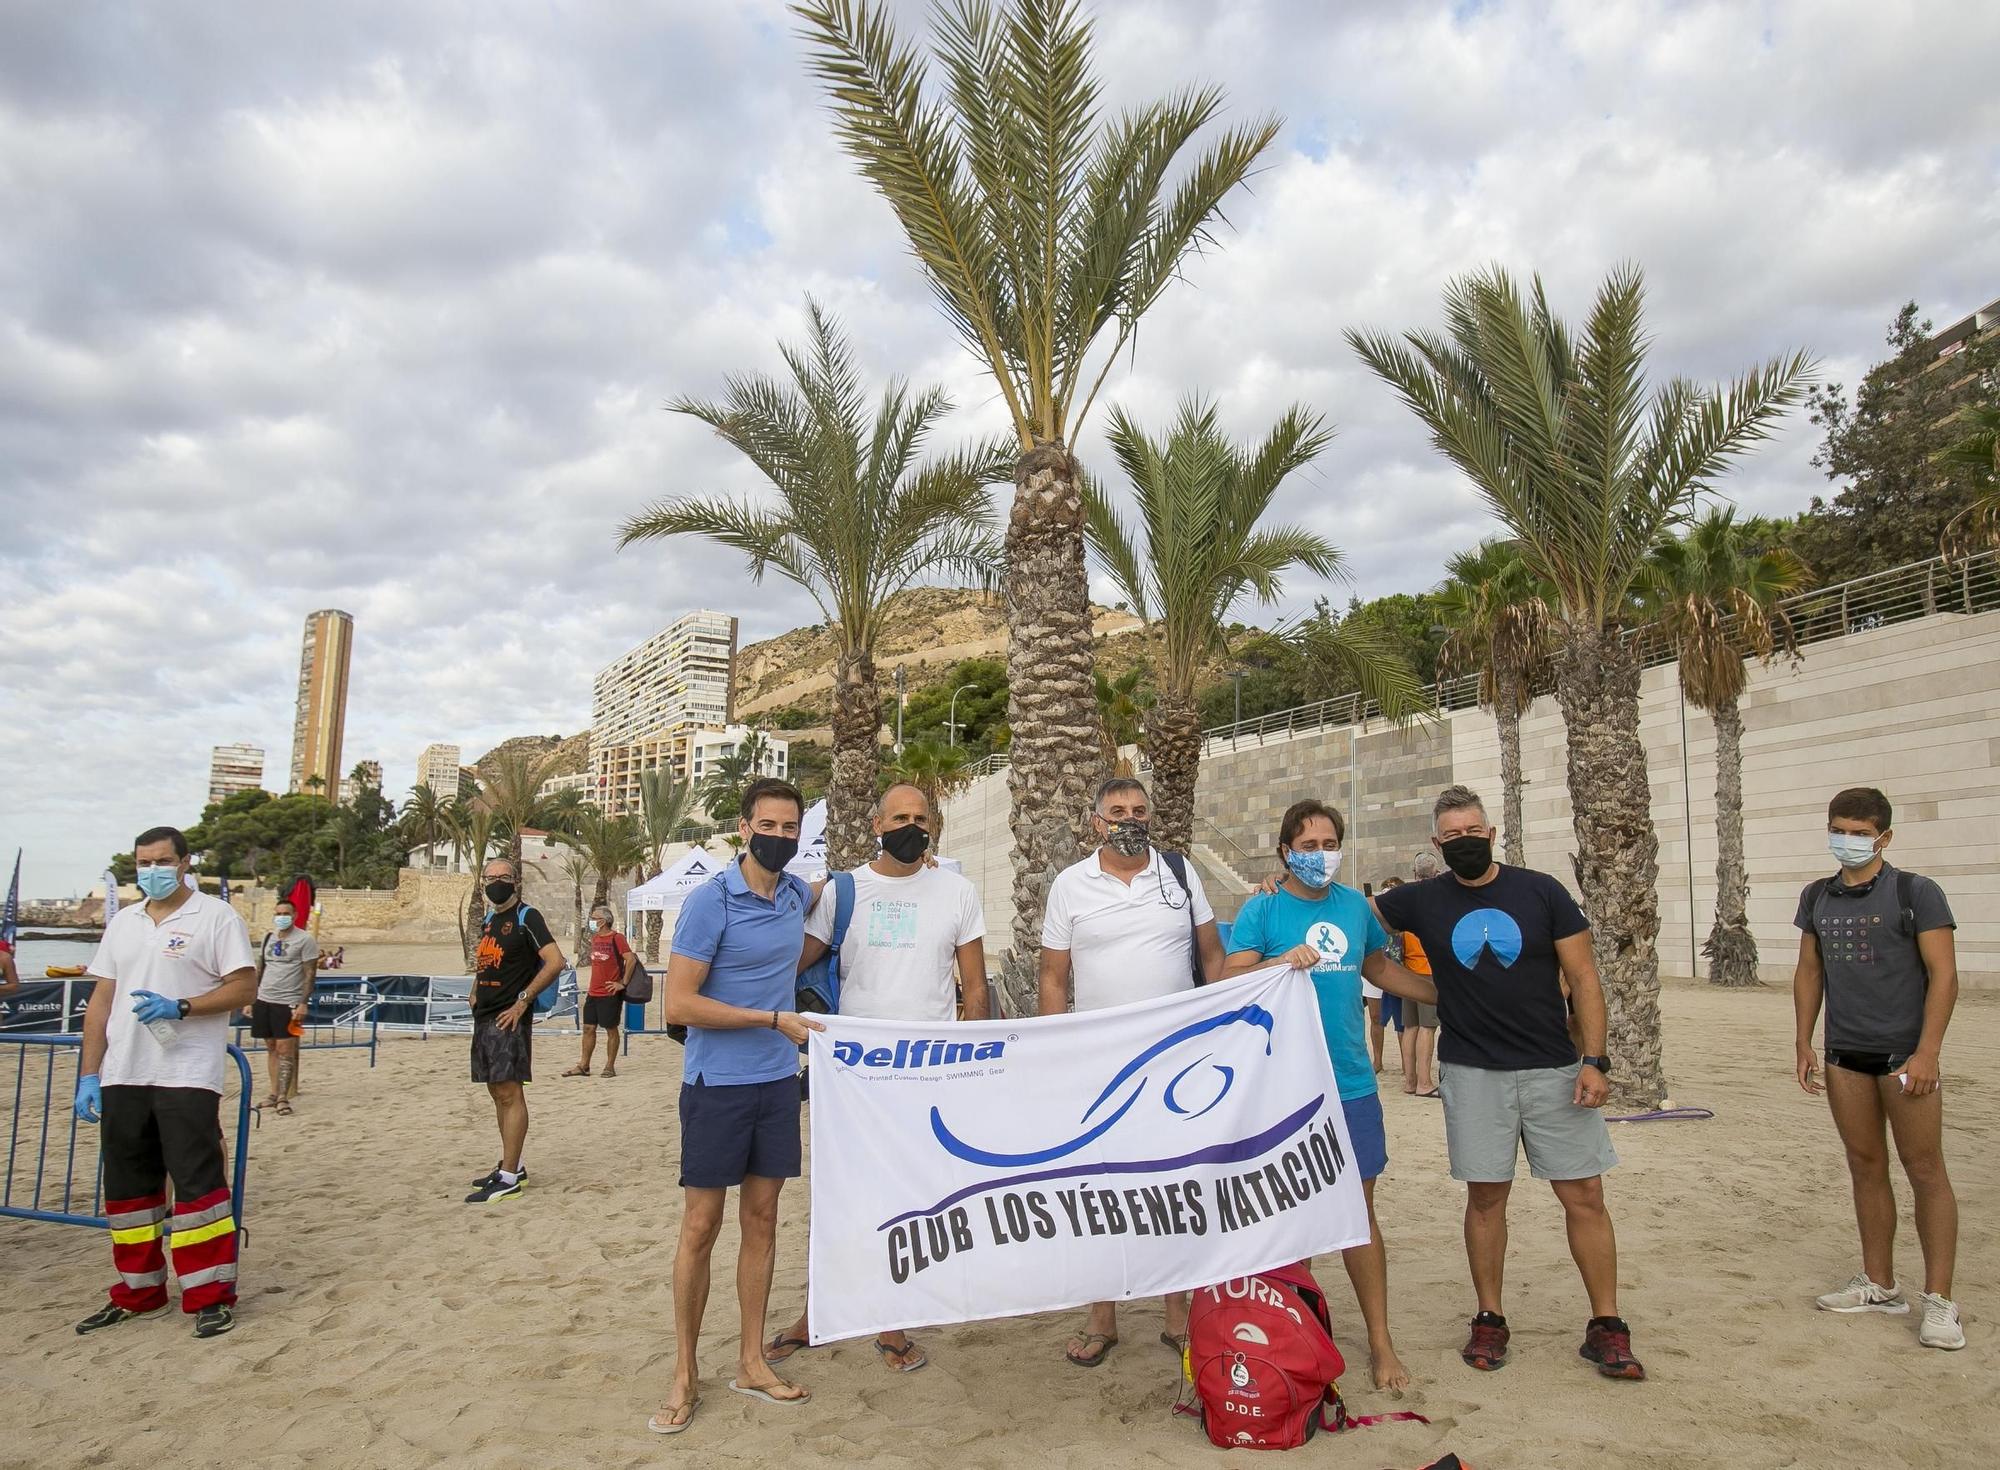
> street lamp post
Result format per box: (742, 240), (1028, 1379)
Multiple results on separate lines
(894, 664), (906, 755)
(946, 682), (979, 747)
(1228, 669), (1247, 728)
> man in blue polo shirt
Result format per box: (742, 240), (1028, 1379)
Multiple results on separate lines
(651, 778), (824, 1437)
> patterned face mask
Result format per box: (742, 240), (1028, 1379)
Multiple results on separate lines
(1104, 819), (1150, 857)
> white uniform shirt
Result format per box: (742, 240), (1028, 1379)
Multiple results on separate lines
(1041, 848), (1214, 1011)
(88, 891), (255, 1093)
(806, 863), (986, 1022)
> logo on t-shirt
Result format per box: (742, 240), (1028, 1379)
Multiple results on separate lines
(866, 901), (919, 951)
(1451, 909), (1524, 969)
(163, 934), (189, 957)
(1303, 920), (1349, 971)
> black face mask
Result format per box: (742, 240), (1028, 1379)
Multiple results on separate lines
(747, 832), (800, 874)
(484, 880), (516, 907)
(880, 823), (931, 864)
(1438, 835), (1493, 881)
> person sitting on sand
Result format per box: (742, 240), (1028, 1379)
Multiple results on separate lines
(1794, 786), (1963, 1350)
(764, 782), (989, 1376)
(1038, 776), (1225, 1369)
(1226, 798), (1439, 1393)
(1373, 785), (1643, 1382)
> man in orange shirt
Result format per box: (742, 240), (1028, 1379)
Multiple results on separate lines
(1395, 853), (1442, 1096)
(567, 905), (637, 1078)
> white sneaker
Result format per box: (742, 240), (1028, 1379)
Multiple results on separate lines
(1815, 1274), (1910, 1314)
(1918, 1293), (1965, 1350)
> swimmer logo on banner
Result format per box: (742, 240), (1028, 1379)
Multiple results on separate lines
(806, 965), (1370, 1343)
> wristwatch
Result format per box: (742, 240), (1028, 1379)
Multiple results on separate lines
(1580, 1054), (1611, 1073)
(176, 998), (192, 1020)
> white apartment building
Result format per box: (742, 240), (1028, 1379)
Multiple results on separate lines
(690, 725), (788, 784)
(337, 759), (382, 806)
(207, 743), (265, 806)
(592, 610), (737, 747)
(593, 724), (787, 819)
(417, 742), (462, 799)
(538, 770), (591, 803)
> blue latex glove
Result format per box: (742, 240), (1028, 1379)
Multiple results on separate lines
(131, 990), (179, 1024)
(75, 1074), (102, 1123)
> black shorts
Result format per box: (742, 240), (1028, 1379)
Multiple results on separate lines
(582, 993), (624, 1029)
(471, 1015), (532, 1084)
(249, 999), (299, 1040)
(679, 1075), (801, 1188)
(1826, 1050), (1908, 1077)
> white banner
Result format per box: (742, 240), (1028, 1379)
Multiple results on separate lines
(806, 965), (1368, 1343)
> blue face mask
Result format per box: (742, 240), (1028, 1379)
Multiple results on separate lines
(1285, 849), (1340, 887)
(273, 914), (295, 931)
(1829, 833), (1879, 869)
(136, 866), (182, 901)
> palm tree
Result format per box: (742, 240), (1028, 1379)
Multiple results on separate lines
(557, 847), (592, 949)
(798, 0), (1280, 1015)
(635, 766), (699, 963)
(885, 740), (973, 848)
(1093, 665), (1147, 776)
(1640, 507), (1812, 987)
(449, 804), (499, 968)
(561, 809), (648, 912)
(1349, 264), (1813, 1107)
(1938, 403), (2000, 558)
(696, 730), (777, 826)
(1085, 398), (1425, 852)
(478, 747), (560, 874)
(1435, 540), (1556, 865)
(402, 782), (448, 867)
(622, 301), (1008, 872)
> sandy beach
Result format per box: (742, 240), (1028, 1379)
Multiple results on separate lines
(3, 975), (1993, 1470)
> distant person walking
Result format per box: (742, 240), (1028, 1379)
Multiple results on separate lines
(1795, 786), (1963, 1349)
(72, 826), (257, 1339)
(567, 905), (636, 1078)
(765, 782), (988, 1375)
(464, 857), (565, 1204)
(250, 898), (318, 1115)
(1039, 776), (1224, 1369)
(1395, 853), (1443, 1096)
(1373, 785), (1642, 1382)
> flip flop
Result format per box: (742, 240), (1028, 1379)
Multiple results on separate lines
(763, 1332), (811, 1364)
(875, 1337), (928, 1373)
(561, 1066), (590, 1077)
(1416, 1089), (1441, 1098)
(275, 1099), (294, 1116)
(647, 1397), (700, 1435)
(602, 1067), (618, 1078)
(1065, 1332), (1117, 1368)
(729, 1379), (810, 1406)
(1160, 1332), (1188, 1356)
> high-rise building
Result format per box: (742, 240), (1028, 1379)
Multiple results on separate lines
(289, 609), (354, 796)
(417, 742), (462, 799)
(337, 759), (382, 806)
(593, 724), (787, 819)
(592, 611), (737, 747)
(207, 743), (265, 806)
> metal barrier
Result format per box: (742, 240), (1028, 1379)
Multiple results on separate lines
(337, 969), (582, 1037)
(1, 1034), (254, 1232)
(229, 978), (381, 1067)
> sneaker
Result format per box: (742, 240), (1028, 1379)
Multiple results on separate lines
(465, 1172), (524, 1204)
(193, 1304), (236, 1339)
(469, 1163), (528, 1188)
(1815, 1274), (1910, 1314)
(75, 1301), (168, 1335)
(1580, 1316), (1646, 1380)
(1918, 1293), (1966, 1350)
(1460, 1311), (1509, 1370)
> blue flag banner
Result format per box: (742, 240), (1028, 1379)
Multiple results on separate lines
(1, 848), (19, 949)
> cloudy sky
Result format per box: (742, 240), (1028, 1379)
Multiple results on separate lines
(3, 1), (1996, 896)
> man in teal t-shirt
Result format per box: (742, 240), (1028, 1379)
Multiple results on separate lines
(1224, 798), (1436, 1393)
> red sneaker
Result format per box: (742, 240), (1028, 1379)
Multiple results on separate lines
(1460, 1312), (1509, 1370)
(1580, 1317), (1646, 1380)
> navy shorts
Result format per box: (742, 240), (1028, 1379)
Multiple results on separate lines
(1341, 1091), (1389, 1181)
(680, 1075), (801, 1188)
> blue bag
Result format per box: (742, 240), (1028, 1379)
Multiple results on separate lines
(795, 870), (854, 1016)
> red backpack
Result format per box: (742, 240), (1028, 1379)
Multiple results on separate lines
(1181, 1263), (1349, 1449)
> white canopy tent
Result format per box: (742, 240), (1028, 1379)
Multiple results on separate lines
(786, 798), (829, 881)
(625, 846), (727, 913)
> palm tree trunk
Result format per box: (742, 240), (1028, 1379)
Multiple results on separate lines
(999, 440), (1102, 1018)
(829, 648), (881, 871)
(645, 908), (663, 964)
(1143, 695), (1203, 854)
(461, 879), (483, 970)
(572, 872), (585, 947)
(1552, 624), (1667, 1109)
(592, 873), (610, 911)
(1703, 694), (1759, 987)
(1494, 663), (1528, 867)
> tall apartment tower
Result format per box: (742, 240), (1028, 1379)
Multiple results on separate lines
(589, 611), (739, 816)
(207, 743), (265, 806)
(289, 609), (354, 796)
(417, 742), (463, 799)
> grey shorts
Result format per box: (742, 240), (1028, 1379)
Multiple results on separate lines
(471, 1015), (532, 1085)
(1438, 1061), (1618, 1182)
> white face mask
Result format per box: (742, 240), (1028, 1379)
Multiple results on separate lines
(1828, 832), (1879, 869)
(273, 915), (295, 931)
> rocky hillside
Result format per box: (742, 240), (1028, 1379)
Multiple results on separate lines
(471, 730), (590, 781)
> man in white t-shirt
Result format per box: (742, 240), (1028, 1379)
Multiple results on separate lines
(1037, 776), (1224, 1368)
(764, 782), (989, 1375)
(74, 826), (257, 1339)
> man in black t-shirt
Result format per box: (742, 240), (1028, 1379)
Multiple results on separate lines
(465, 856), (564, 1204)
(1375, 785), (1641, 1382)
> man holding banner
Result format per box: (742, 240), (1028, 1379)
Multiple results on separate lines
(1037, 777), (1226, 1368)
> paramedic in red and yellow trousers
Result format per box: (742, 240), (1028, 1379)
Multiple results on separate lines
(73, 826), (258, 1339)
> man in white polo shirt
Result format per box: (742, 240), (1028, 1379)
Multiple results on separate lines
(1037, 776), (1224, 1368)
(73, 826), (257, 1339)
(764, 781), (989, 1375)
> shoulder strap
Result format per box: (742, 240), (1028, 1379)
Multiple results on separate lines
(1158, 849), (1206, 985)
(1896, 868), (1917, 937)
(829, 870), (856, 950)
(1804, 877), (1832, 940)
(1160, 848), (1191, 893)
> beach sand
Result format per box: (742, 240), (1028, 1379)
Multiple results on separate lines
(3, 979), (1993, 1469)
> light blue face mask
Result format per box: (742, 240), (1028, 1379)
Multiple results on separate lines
(1829, 832), (1879, 869)
(1285, 848), (1340, 887)
(135, 866), (182, 901)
